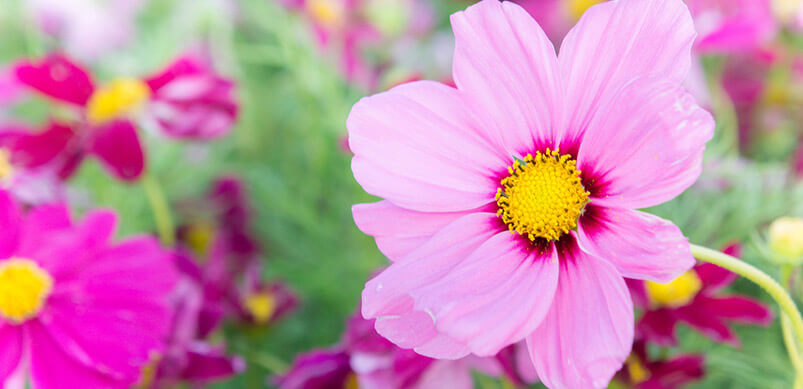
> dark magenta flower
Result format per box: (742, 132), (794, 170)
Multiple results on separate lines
(4, 53), (238, 181)
(630, 247), (773, 346)
(612, 340), (704, 389)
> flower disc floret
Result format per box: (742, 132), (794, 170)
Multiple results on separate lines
(0, 258), (53, 324)
(495, 149), (590, 242)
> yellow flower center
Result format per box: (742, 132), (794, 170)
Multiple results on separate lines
(344, 372), (360, 389)
(625, 354), (651, 384)
(184, 221), (216, 257)
(567, 0), (604, 20)
(496, 149), (589, 242)
(0, 149), (13, 183)
(86, 78), (151, 125)
(645, 270), (702, 308)
(244, 292), (277, 325)
(306, 0), (345, 29)
(0, 259), (53, 324)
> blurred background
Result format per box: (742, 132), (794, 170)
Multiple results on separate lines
(1, 0), (803, 387)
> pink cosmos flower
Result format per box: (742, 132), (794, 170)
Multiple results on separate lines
(349, 0), (714, 387)
(612, 340), (704, 389)
(4, 53), (238, 181)
(0, 190), (178, 388)
(630, 259), (773, 347)
(0, 126), (64, 205)
(276, 312), (503, 389)
(686, 0), (777, 54)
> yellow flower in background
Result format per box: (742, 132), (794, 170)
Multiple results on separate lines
(769, 217), (803, 262)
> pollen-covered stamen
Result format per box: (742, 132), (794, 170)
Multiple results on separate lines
(0, 258), (53, 324)
(87, 78), (151, 125)
(495, 149), (590, 242)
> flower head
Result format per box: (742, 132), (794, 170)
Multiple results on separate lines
(4, 53), (238, 181)
(349, 0), (714, 387)
(0, 190), (178, 387)
(768, 217), (803, 261)
(631, 253), (773, 346)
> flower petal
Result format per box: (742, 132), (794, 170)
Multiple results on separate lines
(4, 121), (75, 169)
(348, 80), (504, 212)
(14, 54), (95, 106)
(0, 324), (23, 383)
(697, 296), (773, 325)
(577, 77), (713, 209)
(577, 205), (694, 283)
(528, 240), (633, 389)
(676, 303), (738, 345)
(413, 234), (559, 356)
(557, 0), (696, 147)
(696, 262), (737, 294)
(450, 0), (561, 155)
(352, 201), (478, 262)
(0, 190), (22, 258)
(636, 309), (679, 346)
(90, 120), (145, 181)
(362, 213), (501, 357)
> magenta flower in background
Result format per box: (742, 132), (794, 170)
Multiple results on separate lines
(3, 53), (238, 181)
(349, 0), (714, 387)
(27, 0), (145, 62)
(276, 312), (504, 389)
(613, 340), (705, 389)
(0, 190), (178, 388)
(686, 0), (777, 54)
(631, 257), (773, 347)
(148, 251), (245, 388)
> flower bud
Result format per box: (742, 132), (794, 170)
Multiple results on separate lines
(768, 217), (803, 264)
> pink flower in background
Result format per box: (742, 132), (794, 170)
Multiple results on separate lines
(613, 340), (705, 389)
(349, 0), (713, 387)
(0, 126), (64, 205)
(28, 0), (145, 62)
(4, 53), (238, 181)
(686, 0), (777, 54)
(0, 190), (177, 388)
(631, 258), (773, 347)
(276, 312), (503, 389)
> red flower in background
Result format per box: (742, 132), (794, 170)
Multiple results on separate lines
(1, 53), (237, 182)
(630, 246), (773, 346)
(613, 340), (705, 389)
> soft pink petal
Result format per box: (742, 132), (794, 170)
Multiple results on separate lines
(5, 121), (75, 169)
(352, 201), (478, 262)
(450, 0), (561, 155)
(348, 80), (504, 212)
(528, 240), (633, 389)
(374, 311), (470, 360)
(90, 120), (145, 181)
(14, 54), (95, 106)
(557, 0), (696, 147)
(0, 190), (22, 258)
(0, 325), (23, 384)
(363, 213), (501, 358)
(414, 360), (473, 389)
(577, 78), (713, 209)
(412, 234), (558, 356)
(577, 205), (694, 283)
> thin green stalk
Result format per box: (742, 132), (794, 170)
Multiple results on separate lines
(142, 174), (175, 246)
(690, 244), (803, 383)
(781, 266), (803, 373)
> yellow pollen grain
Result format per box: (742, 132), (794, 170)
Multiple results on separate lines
(86, 78), (151, 125)
(244, 292), (277, 325)
(645, 270), (703, 308)
(0, 259), (53, 324)
(0, 149), (13, 182)
(496, 149), (589, 242)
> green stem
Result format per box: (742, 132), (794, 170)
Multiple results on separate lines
(690, 244), (803, 383)
(781, 266), (803, 373)
(142, 174), (175, 246)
